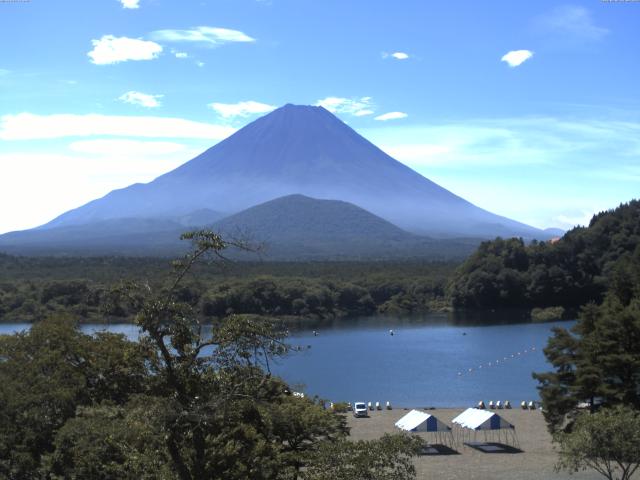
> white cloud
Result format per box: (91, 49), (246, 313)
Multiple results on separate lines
(174, 52), (188, 58)
(316, 97), (375, 117)
(150, 26), (255, 45)
(501, 50), (533, 67)
(119, 91), (164, 108)
(375, 111), (408, 121)
(69, 139), (186, 156)
(197, 61), (205, 67)
(88, 35), (162, 65)
(391, 52), (409, 60)
(0, 113), (236, 140)
(554, 211), (597, 229)
(537, 6), (608, 42)
(0, 147), (202, 234)
(208, 101), (276, 119)
(119, 0), (140, 8)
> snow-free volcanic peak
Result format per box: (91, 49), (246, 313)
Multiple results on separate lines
(33, 104), (545, 239)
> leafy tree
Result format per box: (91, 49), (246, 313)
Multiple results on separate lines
(0, 314), (149, 479)
(302, 433), (423, 480)
(534, 236), (640, 433)
(555, 406), (640, 480)
(1, 232), (424, 479)
(449, 200), (640, 310)
(44, 401), (172, 480)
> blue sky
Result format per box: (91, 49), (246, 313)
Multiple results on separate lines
(0, 0), (639, 234)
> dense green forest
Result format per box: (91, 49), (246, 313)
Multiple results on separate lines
(2, 200), (639, 324)
(448, 200), (640, 311)
(0, 255), (455, 323)
(0, 232), (422, 479)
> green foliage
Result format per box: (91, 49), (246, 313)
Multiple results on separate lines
(554, 406), (640, 480)
(0, 255), (457, 323)
(449, 200), (640, 309)
(531, 306), (565, 322)
(534, 242), (640, 433)
(3, 231), (407, 480)
(302, 433), (423, 480)
(0, 313), (149, 479)
(44, 402), (172, 480)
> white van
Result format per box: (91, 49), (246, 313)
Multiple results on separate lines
(353, 402), (368, 417)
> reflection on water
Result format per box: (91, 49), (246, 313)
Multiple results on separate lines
(284, 308), (533, 332)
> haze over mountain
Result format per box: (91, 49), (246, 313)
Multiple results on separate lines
(0, 195), (477, 259)
(38, 104), (547, 238)
(0, 104), (554, 257)
(210, 194), (478, 260)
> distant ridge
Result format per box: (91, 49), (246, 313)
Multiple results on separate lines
(0, 195), (479, 259)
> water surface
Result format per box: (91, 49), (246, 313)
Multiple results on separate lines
(0, 313), (570, 408)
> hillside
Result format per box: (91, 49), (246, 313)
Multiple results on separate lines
(211, 194), (478, 260)
(0, 195), (479, 259)
(448, 200), (640, 309)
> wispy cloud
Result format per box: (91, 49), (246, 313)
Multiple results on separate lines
(382, 51), (410, 60)
(501, 50), (533, 67)
(69, 139), (186, 156)
(0, 69), (10, 76)
(535, 5), (608, 42)
(119, 91), (163, 108)
(375, 111), (407, 121)
(369, 117), (640, 168)
(118, 0), (140, 9)
(174, 51), (189, 58)
(365, 116), (640, 230)
(0, 113), (235, 140)
(150, 27), (255, 46)
(88, 35), (162, 65)
(208, 101), (276, 119)
(316, 97), (375, 116)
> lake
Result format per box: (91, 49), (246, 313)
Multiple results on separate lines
(0, 313), (570, 408)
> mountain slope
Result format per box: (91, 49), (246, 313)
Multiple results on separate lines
(211, 194), (478, 259)
(38, 104), (548, 240)
(0, 195), (479, 259)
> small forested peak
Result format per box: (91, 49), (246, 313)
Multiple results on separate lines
(448, 199), (640, 309)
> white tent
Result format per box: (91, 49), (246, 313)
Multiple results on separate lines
(395, 410), (454, 447)
(451, 408), (519, 448)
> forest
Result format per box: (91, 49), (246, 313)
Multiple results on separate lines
(0, 255), (455, 323)
(0, 232), (423, 479)
(448, 200), (640, 312)
(1, 200), (639, 324)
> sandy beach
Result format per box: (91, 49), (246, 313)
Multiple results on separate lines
(346, 408), (603, 480)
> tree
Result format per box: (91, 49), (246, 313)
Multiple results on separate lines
(0, 313), (149, 479)
(1, 231), (423, 479)
(302, 433), (423, 480)
(533, 244), (640, 433)
(555, 406), (640, 480)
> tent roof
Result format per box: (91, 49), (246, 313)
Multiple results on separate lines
(451, 408), (514, 431)
(395, 410), (451, 432)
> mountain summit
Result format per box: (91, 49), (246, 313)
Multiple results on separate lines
(27, 104), (544, 241)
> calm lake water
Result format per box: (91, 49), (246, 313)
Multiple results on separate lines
(0, 313), (571, 408)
